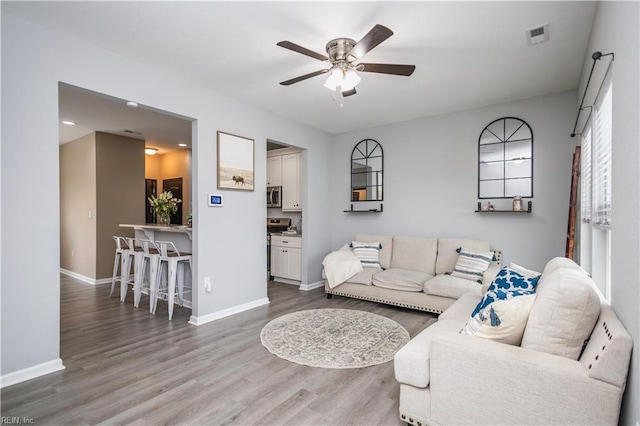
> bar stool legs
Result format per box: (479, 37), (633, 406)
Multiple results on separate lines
(110, 236), (127, 297)
(150, 241), (192, 320)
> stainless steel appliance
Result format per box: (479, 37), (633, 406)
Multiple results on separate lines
(267, 217), (291, 280)
(267, 186), (282, 208)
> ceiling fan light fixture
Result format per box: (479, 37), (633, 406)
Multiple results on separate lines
(323, 67), (361, 92)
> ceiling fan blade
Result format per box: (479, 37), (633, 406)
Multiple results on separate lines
(348, 24), (394, 60)
(342, 88), (357, 97)
(277, 41), (328, 62)
(279, 69), (329, 86)
(358, 63), (416, 76)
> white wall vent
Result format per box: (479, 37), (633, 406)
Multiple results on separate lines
(526, 23), (549, 46)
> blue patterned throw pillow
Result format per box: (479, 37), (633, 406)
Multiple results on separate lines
(471, 288), (536, 317)
(470, 266), (539, 317)
(486, 266), (540, 293)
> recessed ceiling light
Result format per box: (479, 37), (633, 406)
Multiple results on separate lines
(178, 143), (188, 147)
(145, 148), (158, 155)
(126, 101), (138, 108)
(62, 120), (76, 126)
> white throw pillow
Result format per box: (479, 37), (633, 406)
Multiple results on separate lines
(461, 293), (536, 345)
(350, 241), (382, 268)
(450, 247), (495, 283)
(508, 262), (541, 278)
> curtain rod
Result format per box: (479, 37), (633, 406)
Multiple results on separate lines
(570, 51), (614, 138)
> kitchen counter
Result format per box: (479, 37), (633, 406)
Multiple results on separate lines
(119, 223), (192, 253)
(269, 232), (301, 237)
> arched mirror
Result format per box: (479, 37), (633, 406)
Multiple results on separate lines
(351, 139), (383, 201)
(478, 117), (533, 198)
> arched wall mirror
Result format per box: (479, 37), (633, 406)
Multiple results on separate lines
(351, 139), (383, 201)
(478, 117), (533, 199)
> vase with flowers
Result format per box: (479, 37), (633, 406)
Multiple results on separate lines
(148, 190), (182, 226)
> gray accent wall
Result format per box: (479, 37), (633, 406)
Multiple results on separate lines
(579, 2), (640, 424)
(1, 12), (333, 377)
(331, 90), (578, 272)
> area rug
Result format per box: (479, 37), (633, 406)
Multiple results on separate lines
(260, 308), (410, 368)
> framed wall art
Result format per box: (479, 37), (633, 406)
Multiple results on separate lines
(217, 131), (255, 191)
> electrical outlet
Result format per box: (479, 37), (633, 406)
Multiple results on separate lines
(204, 277), (212, 293)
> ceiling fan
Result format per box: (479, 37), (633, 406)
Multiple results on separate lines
(277, 24), (416, 100)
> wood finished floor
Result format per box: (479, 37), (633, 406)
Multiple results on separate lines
(1, 275), (437, 425)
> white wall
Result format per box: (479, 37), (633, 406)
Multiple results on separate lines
(331, 91), (578, 272)
(579, 2), (640, 424)
(1, 13), (333, 377)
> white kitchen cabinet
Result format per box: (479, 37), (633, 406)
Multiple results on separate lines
(270, 235), (301, 282)
(282, 152), (302, 212)
(266, 155), (282, 187)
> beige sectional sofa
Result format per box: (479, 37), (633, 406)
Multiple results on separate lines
(323, 233), (501, 314)
(394, 257), (633, 425)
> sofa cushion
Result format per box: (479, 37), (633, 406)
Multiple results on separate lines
(351, 241), (382, 268)
(435, 238), (491, 275)
(486, 266), (540, 293)
(423, 274), (483, 299)
(372, 268), (432, 292)
(450, 247), (494, 282)
(521, 265), (601, 360)
(394, 319), (465, 388)
(355, 234), (393, 269)
(390, 236), (438, 274)
(345, 268), (381, 285)
(461, 293), (536, 345)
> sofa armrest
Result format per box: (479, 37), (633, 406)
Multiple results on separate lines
(394, 320), (465, 388)
(428, 332), (624, 425)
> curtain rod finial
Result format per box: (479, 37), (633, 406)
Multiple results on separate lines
(571, 133), (576, 138)
(592, 51), (603, 60)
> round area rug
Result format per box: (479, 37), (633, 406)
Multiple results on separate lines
(260, 308), (410, 369)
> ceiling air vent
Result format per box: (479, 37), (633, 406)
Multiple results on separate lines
(526, 23), (549, 46)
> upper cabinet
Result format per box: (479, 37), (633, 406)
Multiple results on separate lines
(282, 152), (302, 212)
(267, 156), (282, 187)
(478, 117), (533, 198)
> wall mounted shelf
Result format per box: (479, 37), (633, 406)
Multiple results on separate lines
(475, 201), (532, 213)
(344, 203), (383, 213)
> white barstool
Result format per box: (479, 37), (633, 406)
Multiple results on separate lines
(151, 240), (192, 320)
(120, 237), (143, 302)
(133, 238), (160, 310)
(110, 236), (128, 297)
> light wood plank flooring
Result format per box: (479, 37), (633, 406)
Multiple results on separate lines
(1, 275), (436, 425)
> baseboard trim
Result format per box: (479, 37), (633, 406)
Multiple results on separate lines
(1, 358), (65, 388)
(60, 268), (112, 286)
(300, 281), (324, 291)
(188, 297), (270, 326)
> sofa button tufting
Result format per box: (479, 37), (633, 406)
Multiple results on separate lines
(596, 355), (599, 360)
(401, 415), (406, 420)
(418, 422), (422, 426)
(603, 345), (606, 350)
(409, 418), (414, 423)
(589, 364), (592, 369)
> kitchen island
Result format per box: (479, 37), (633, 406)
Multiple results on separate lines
(119, 223), (193, 309)
(119, 223), (192, 253)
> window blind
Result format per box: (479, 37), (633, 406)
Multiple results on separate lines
(593, 83), (612, 229)
(580, 126), (592, 223)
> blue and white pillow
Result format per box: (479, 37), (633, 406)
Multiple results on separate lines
(485, 266), (540, 293)
(471, 288), (536, 317)
(450, 247), (496, 283)
(350, 241), (382, 269)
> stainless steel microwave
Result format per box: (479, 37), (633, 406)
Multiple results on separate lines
(267, 186), (282, 208)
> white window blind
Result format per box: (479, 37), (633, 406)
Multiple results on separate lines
(593, 83), (612, 229)
(580, 126), (592, 223)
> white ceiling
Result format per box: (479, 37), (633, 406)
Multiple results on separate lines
(6, 1), (596, 138)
